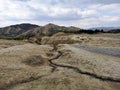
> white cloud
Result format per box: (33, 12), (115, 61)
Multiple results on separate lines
(99, 16), (120, 22)
(0, 0), (120, 28)
(0, 0), (35, 20)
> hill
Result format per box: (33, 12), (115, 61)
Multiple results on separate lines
(18, 23), (80, 37)
(0, 23), (39, 38)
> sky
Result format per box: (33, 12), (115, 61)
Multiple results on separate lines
(0, 0), (120, 28)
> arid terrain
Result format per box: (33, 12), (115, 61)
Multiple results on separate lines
(0, 33), (120, 90)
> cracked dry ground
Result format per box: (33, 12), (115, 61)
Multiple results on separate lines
(0, 43), (120, 90)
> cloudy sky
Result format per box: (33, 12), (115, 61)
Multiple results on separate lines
(0, 0), (120, 28)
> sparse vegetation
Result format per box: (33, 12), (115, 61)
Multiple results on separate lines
(22, 55), (45, 66)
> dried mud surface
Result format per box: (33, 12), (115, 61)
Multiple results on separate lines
(0, 33), (120, 90)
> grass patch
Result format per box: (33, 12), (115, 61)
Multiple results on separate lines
(22, 55), (45, 66)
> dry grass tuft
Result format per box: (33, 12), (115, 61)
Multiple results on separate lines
(22, 55), (45, 66)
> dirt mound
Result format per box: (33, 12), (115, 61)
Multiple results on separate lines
(41, 36), (81, 45)
(53, 32), (71, 36)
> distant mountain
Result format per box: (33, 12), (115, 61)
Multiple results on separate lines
(20, 23), (80, 37)
(89, 27), (120, 30)
(0, 23), (39, 37)
(0, 23), (120, 40)
(0, 23), (80, 38)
